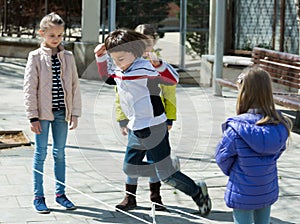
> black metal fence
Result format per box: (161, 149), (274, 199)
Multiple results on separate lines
(0, 0), (82, 40)
(229, 0), (299, 54)
(0, 0), (299, 54)
(0, 0), (210, 55)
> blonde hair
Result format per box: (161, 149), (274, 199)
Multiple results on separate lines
(236, 65), (292, 133)
(135, 24), (158, 47)
(39, 12), (65, 31)
(134, 24), (158, 41)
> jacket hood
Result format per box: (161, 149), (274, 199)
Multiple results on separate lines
(224, 113), (288, 155)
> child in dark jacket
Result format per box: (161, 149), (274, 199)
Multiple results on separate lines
(94, 29), (211, 216)
(215, 66), (292, 224)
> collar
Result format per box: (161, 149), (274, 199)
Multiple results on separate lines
(247, 108), (263, 114)
(40, 43), (65, 56)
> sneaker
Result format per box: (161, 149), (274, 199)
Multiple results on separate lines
(56, 194), (76, 210)
(192, 180), (212, 216)
(171, 154), (180, 171)
(33, 197), (50, 214)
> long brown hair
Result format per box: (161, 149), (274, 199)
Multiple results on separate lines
(236, 66), (292, 133)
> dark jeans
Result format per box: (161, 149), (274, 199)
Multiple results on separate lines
(123, 122), (199, 197)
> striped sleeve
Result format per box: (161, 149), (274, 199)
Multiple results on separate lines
(95, 54), (109, 79)
(95, 54), (116, 85)
(155, 61), (179, 85)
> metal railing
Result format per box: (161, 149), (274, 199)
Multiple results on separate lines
(0, 0), (82, 41)
(1, 0), (299, 54)
(229, 0), (299, 54)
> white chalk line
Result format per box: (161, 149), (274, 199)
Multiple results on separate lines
(72, 144), (219, 224)
(33, 168), (153, 224)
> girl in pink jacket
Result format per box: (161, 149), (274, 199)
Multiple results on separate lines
(23, 12), (81, 214)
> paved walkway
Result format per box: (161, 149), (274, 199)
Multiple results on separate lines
(0, 57), (299, 224)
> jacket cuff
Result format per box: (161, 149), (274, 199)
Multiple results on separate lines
(96, 54), (108, 63)
(30, 118), (39, 123)
(119, 119), (129, 127)
(154, 60), (167, 72)
(166, 119), (173, 126)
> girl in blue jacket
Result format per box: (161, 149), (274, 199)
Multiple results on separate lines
(215, 66), (292, 224)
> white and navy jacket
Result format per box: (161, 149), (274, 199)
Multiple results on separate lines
(96, 54), (179, 131)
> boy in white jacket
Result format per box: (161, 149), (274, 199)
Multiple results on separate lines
(94, 29), (211, 216)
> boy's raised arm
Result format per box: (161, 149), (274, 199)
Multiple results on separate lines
(94, 43), (111, 81)
(154, 61), (179, 85)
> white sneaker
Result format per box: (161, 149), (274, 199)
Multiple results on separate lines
(192, 180), (212, 216)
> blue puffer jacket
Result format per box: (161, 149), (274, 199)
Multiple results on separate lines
(215, 113), (289, 210)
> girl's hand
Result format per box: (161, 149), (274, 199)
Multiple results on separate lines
(147, 51), (160, 67)
(30, 121), (42, 134)
(94, 43), (107, 57)
(69, 116), (78, 130)
(120, 126), (128, 136)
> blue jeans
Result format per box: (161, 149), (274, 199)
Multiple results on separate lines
(33, 110), (68, 197)
(123, 122), (199, 197)
(233, 206), (271, 224)
(126, 151), (160, 184)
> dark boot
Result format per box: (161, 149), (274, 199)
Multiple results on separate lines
(115, 184), (137, 211)
(149, 182), (166, 211)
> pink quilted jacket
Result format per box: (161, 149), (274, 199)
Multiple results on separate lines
(24, 44), (81, 121)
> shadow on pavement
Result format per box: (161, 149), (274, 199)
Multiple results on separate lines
(51, 205), (213, 224)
